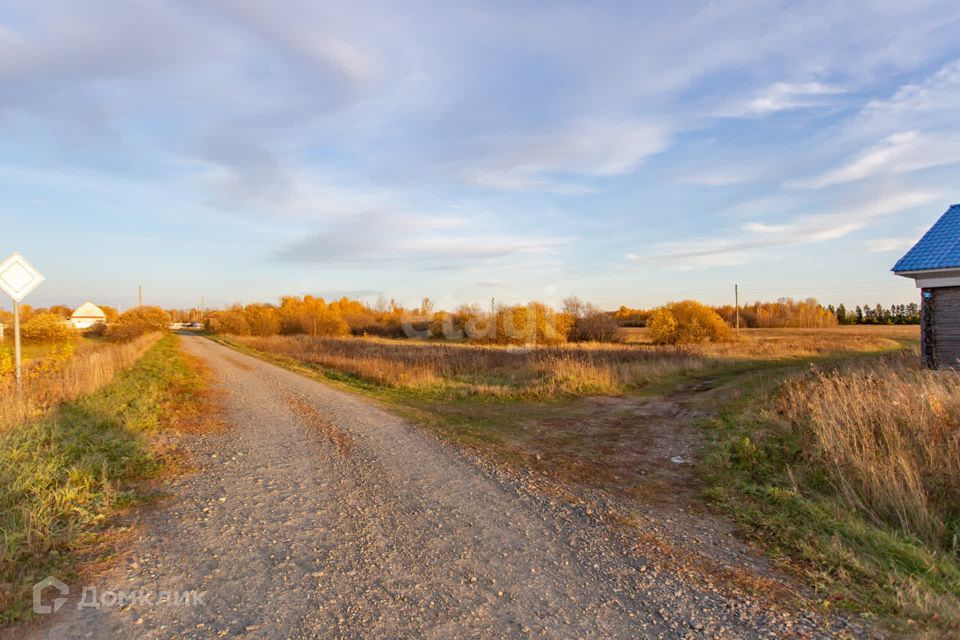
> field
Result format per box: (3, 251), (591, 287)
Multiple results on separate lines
(226, 325), (917, 397)
(217, 324), (960, 634)
(621, 324), (918, 355)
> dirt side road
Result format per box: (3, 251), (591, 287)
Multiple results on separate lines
(18, 336), (851, 639)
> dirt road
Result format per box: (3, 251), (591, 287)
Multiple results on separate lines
(21, 336), (852, 639)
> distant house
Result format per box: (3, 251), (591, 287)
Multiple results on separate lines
(893, 203), (960, 368)
(70, 302), (107, 330)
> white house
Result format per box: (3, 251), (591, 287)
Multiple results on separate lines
(70, 302), (107, 330)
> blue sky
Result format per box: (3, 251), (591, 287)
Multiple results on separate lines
(2, 1), (959, 312)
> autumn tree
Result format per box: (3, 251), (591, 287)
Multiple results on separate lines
(47, 305), (73, 319)
(244, 303), (281, 336)
(279, 296), (349, 336)
(613, 306), (650, 327)
(99, 305), (120, 323)
(484, 302), (572, 345)
(21, 313), (75, 343)
(108, 306), (171, 341)
(647, 300), (731, 345)
(207, 306), (251, 335)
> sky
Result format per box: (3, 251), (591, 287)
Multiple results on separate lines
(2, 0), (960, 313)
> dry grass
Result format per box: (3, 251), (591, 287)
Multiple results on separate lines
(0, 334), (161, 431)
(706, 346), (960, 631)
(228, 327), (914, 398)
(777, 350), (960, 551)
(623, 325), (917, 357)
(230, 334), (714, 397)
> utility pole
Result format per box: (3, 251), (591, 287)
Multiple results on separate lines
(200, 295), (205, 324)
(735, 284), (740, 335)
(138, 284), (143, 307)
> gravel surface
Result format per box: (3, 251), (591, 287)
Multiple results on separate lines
(18, 336), (870, 639)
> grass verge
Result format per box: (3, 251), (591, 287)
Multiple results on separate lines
(0, 334), (213, 625)
(701, 350), (960, 636)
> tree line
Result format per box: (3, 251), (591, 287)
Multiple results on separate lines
(830, 303), (920, 325)
(202, 295), (620, 345)
(615, 298), (920, 329)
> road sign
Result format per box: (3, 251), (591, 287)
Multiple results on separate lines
(0, 252), (45, 303)
(0, 252), (44, 392)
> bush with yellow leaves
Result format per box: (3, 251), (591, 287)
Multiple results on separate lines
(647, 300), (731, 345)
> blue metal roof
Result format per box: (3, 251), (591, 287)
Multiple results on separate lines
(892, 204), (960, 272)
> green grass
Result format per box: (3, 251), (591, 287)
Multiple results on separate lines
(0, 334), (207, 625)
(701, 378), (960, 636)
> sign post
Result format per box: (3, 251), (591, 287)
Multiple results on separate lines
(13, 302), (21, 389)
(0, 252), (45, 392)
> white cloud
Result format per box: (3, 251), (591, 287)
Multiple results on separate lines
(460, 170), (596, 194)
(792, 60), (960, 189)
(677, 168), (758, 187)
(853, 60), (960, 135)
(277, 210), (571, 267)
(461, 117), (671, 192)
(743, 222), (792, 233)
(864, 225), (929, 252)
(725, 81), (846, 117)
(864, 237), (915, 253)
(628, 189), (943, 269)
(792, 130), (960, 188)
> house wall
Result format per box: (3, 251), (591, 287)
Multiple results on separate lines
(71, 317), (105, 330)
(922, 286), (960, 369)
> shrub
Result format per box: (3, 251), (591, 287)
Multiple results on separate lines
(244, 304), (281, 336)
(207, 308), (251, 335)
(278, 296), (350, 337)
(107, 306), (170, 342)
(647, 300), (731, 345)
(83, 322), (107, 338)
(563, 297), (621, 342)
(0, 349), (11, 377)
(21, 313), (75, 343)
(484, 302), (572, 345)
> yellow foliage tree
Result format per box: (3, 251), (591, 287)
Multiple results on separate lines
(207, 307), (251, 335)
(647, 300), (731, 345)
(21, 313), (75, 343)
(107, 306), (171, 342)
(278, 296), (349, 337)
(244, 304), (281, 337)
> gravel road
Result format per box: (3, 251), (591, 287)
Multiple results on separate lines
(19, 335), (861, 639)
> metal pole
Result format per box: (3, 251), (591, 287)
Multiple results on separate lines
(13, 301), (22, 392)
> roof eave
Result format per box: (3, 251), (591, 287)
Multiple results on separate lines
(894, 266), (960, 277)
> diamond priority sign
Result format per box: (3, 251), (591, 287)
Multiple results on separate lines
(0, 252), (45, 303)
